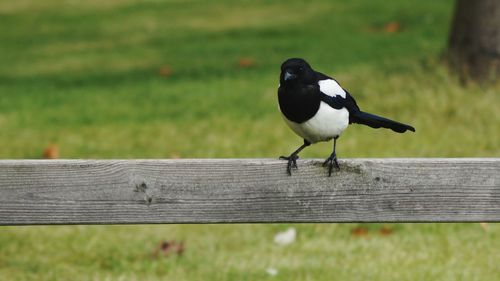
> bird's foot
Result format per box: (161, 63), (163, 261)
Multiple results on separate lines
(279, 154), (299, 176)
(322, 152), (340, 177)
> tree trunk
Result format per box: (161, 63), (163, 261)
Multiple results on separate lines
(447, 0), (500, 83)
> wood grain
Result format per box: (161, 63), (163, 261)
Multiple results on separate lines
(0, 159), (499, 225)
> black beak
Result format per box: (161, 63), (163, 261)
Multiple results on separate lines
(284, 71), (297, 81)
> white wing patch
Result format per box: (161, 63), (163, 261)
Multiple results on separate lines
(318, 79), (346, 98)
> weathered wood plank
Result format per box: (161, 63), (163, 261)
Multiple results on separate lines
(0, 159), (499, 225)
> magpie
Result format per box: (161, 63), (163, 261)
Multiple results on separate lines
(278, 58), (415, 176)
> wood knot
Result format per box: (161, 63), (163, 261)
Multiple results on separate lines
(133, 181), (153, 205)
(134, 182), (148, 193)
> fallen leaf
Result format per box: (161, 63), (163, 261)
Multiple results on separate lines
(479, 222), (489, 232)
(351, 226), (369, 237)
(152, 240), (185, 259)
(237, 57), (256, 68)
(170, 153), (181, 159)
(274, 227), (296, 245)
(384, 21), (401, 33)
(42, 144), (59, 159)
(379, 226), (393, 236)
(158, 66), (173, 77)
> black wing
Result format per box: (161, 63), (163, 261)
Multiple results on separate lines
(315, 72), (415, 132)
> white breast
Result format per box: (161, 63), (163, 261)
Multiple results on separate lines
(283, 101), (349, 143)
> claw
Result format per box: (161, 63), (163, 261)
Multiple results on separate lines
(279, 154), (299, 175)
(323, 153), (340, 177)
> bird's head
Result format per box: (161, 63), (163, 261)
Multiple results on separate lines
(280, 58), (316, 85)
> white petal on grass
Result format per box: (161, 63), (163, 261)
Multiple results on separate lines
(266, 267), (278, 276)
(273, 227), (296, 245)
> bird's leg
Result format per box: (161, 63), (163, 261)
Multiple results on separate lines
(323, 136), (340, 176)
(280, 140), (311, 176)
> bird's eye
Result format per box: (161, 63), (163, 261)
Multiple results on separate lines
(299, 67), (303, 72)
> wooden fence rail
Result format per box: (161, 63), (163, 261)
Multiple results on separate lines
(0, 158), (499, 225)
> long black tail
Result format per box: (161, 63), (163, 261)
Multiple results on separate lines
(351, 111), (415, 133)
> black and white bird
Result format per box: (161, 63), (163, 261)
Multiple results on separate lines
(278, 58), (415, 176)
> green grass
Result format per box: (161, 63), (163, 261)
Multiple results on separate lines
(0, 0), (499, 280)
(1, 224), (499, 280)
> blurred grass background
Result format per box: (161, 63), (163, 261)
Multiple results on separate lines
(0, 0), (499, 280)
